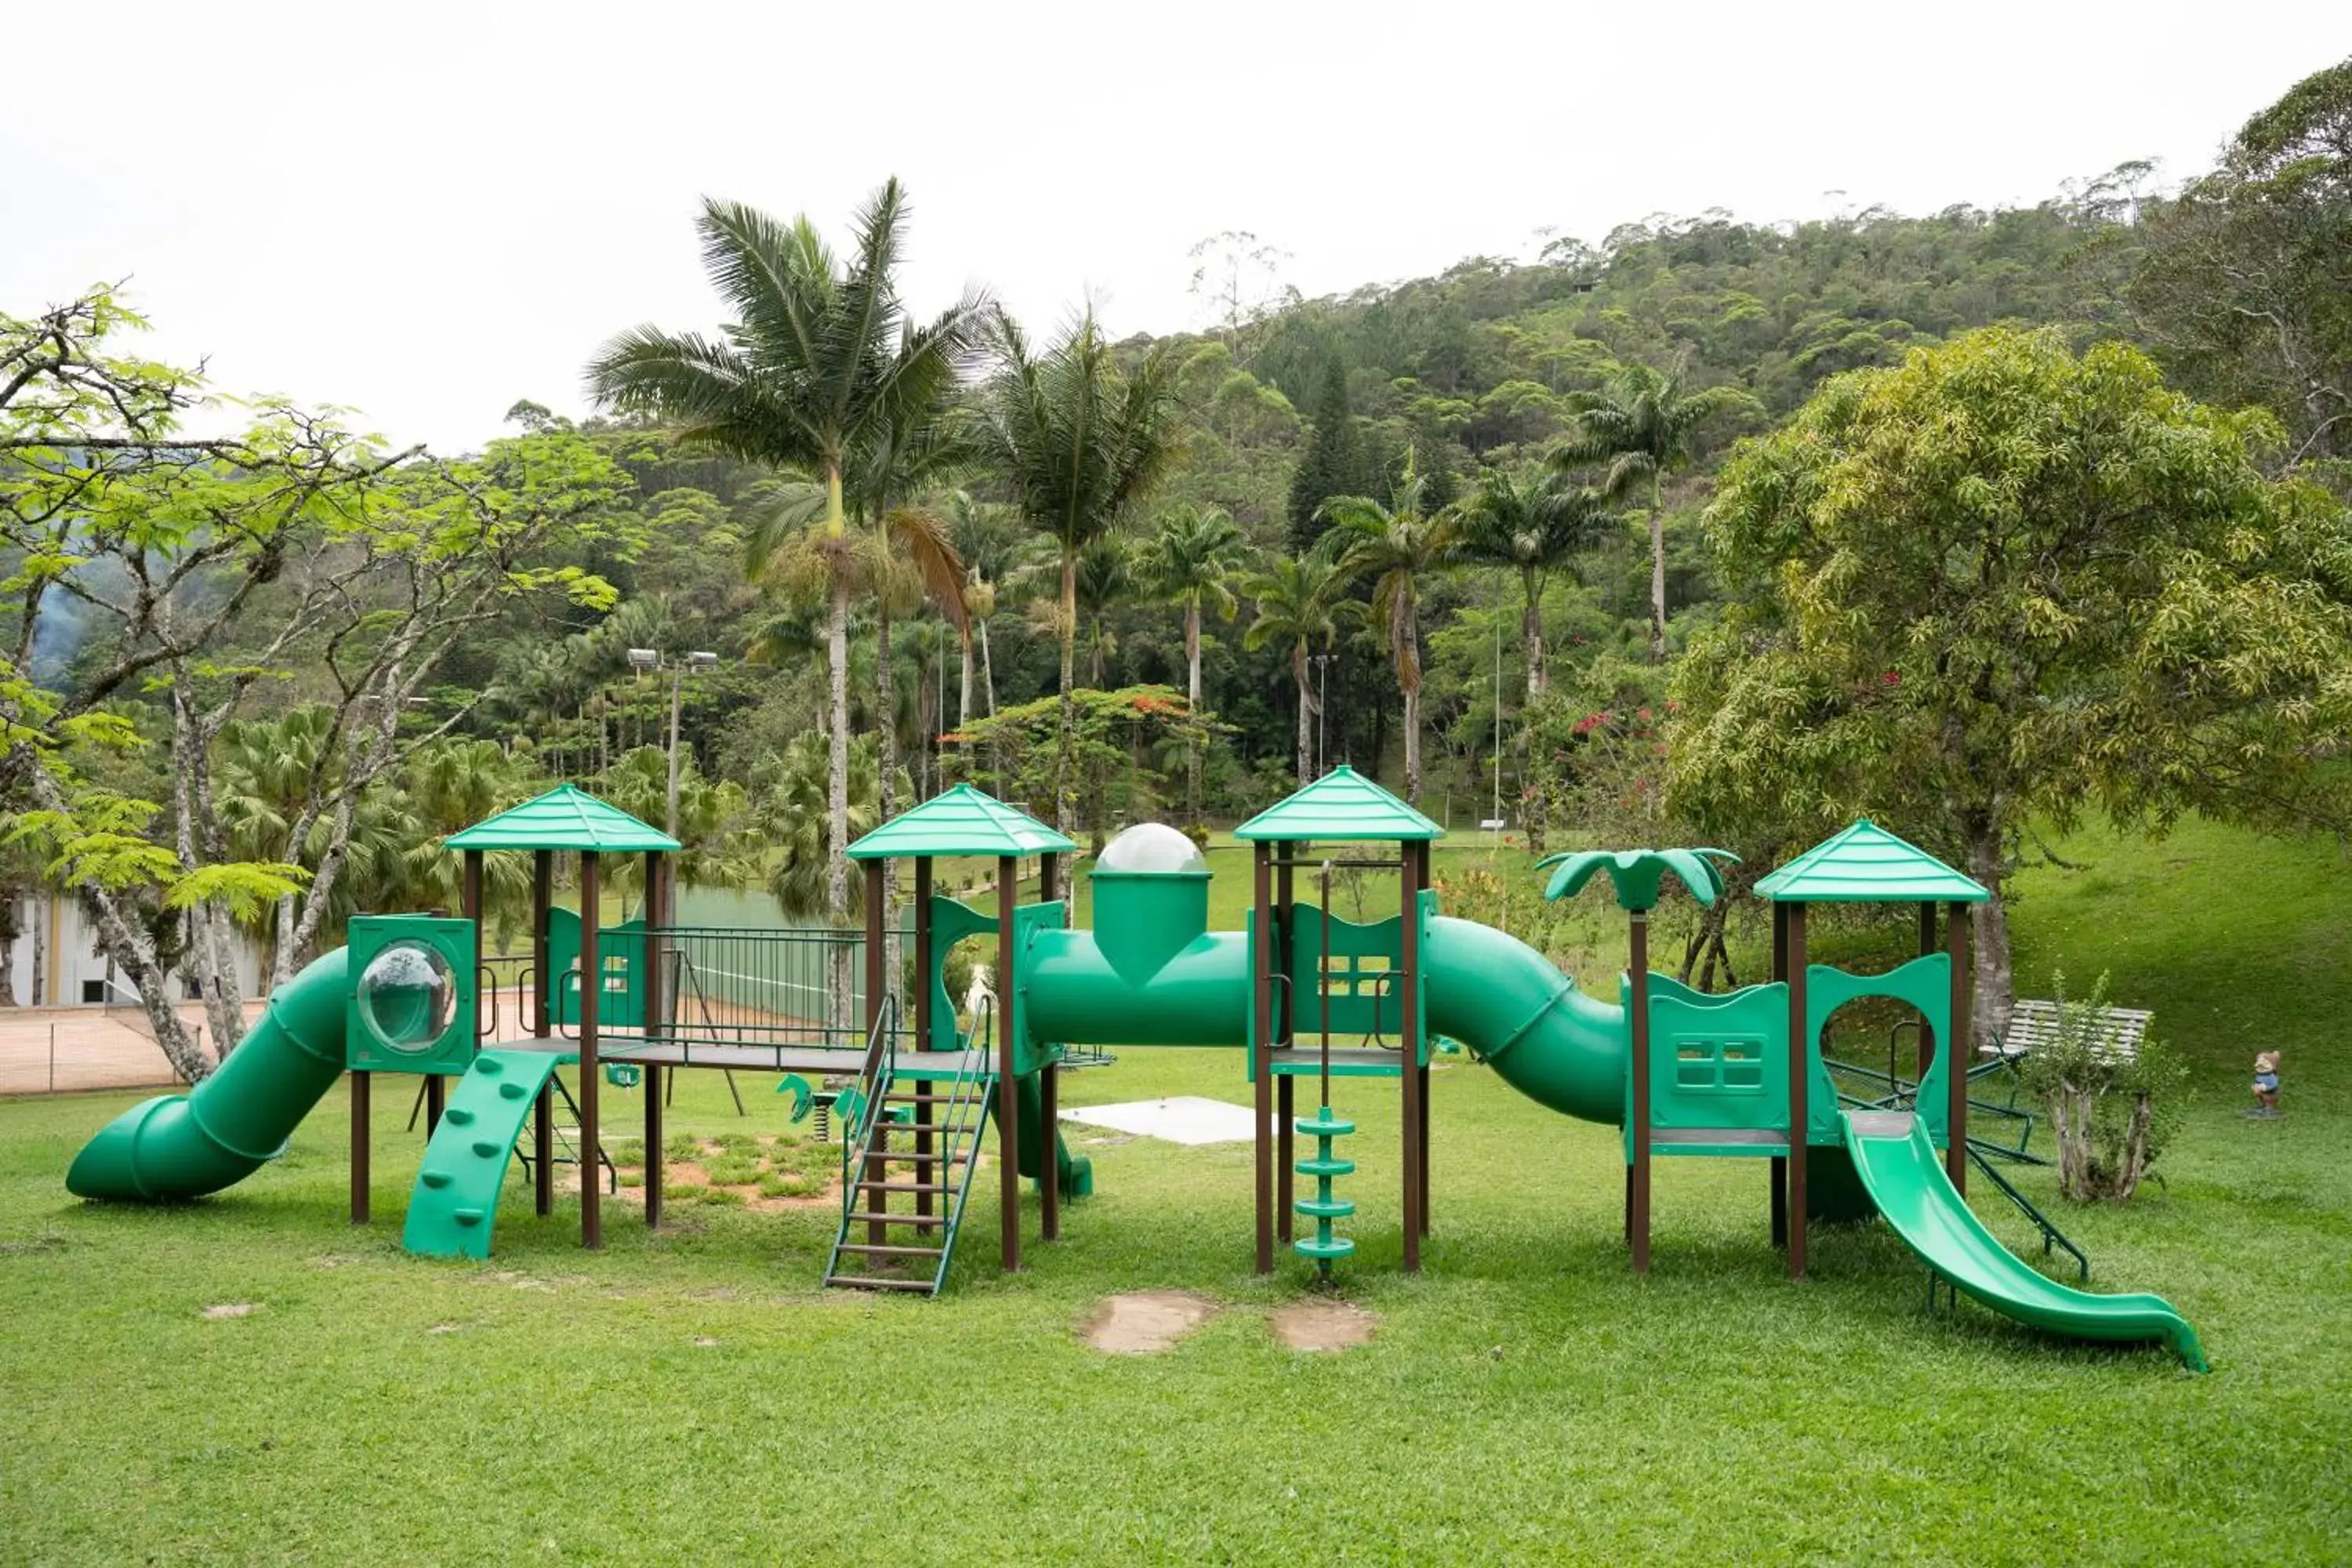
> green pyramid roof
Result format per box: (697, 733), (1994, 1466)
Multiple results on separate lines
(1233, 765), (1446, 842)
(444, 784), (681, 854)
(1754, 819), (1988, 903)
(846, 784), (1076, 860)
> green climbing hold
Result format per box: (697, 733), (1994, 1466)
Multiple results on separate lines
(453, 1207), (485, 1225)
(476, 1058), (503, 1075)
(470, 1139), (499, 1158)
(419, 1171), (452, 1189)
(498, 1081), (527, 1100)
(445, 1108), (474, 1127)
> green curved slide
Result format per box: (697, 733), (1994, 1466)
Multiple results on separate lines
(404, 1049), (567, 1258)
(1844, 1111), (2207, 1370)
(1421, 913), (1627, 1124)
(67, 947), (350, 1201)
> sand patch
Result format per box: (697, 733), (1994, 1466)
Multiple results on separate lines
(201, 1302), (256, 1319)
(1082, 1290), (1219, 1354)
(1270, 1298), (1376, 1352)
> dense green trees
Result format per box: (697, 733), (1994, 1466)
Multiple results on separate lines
(1242, 553), (1358, 785)
(1323, 458), (1463, 804)
(1139, 504), (1250, 816)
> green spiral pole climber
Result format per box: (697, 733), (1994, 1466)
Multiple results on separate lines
(1292, 1105), (1356, 1277)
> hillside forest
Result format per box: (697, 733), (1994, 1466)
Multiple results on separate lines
(3, 59), (2350, 1076)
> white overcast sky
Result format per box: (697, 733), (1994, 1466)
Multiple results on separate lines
(5, 2), (2340, 453)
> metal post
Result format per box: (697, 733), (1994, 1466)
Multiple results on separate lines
(666, 666), (684, 837)
(1036, 851), (1058, 1243)
(532, 849), (554, 1218)
(1948, 900), (1973, 1193)
(996, 855), (1021, 1272)
(1414, 840), (1432, 1237)
(1251, 840), (1274, 1274)
(1276, 842), (1294, 1242)
(864, 858), (887, 1252)
(350, 1069), (371, 1224)
(645, 853), (669, 1230)
(1399, 838), (1423, 1273)
(1786, 902), (1809, 1279)
(1629, 909), (1652, 1273)
(913, 855), (935, 1221)
(1769, 898), (1788, 1245)
(579, 851), (602, 1249)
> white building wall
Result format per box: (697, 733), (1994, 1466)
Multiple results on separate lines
(5, 895), (267, 1007)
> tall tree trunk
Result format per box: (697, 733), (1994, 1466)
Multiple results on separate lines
(1401, 604), (1423, 805)
(1054, 550), (1078, 832)
(1185, 601), (1203, 820)
(1648, 470), (1668, 662)
(1967, 824), (2014, 1050)
(875, 572), (900, 1000)
(825, 572), (852, 1035)
(959, 630), (975, 729)
(30, 898), (45, 1008)
(1292, 642), (1313, 786)
(1523, 575), (1546, 699)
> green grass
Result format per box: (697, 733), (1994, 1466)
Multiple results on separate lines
(2, 818), (2348, 1563)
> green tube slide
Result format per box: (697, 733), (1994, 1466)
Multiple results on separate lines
(66, 947), (350, 1202)
(1421, 915), (1627, 1125)
(1844, 1111), (2207, 1370)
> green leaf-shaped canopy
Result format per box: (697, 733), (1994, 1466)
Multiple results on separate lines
(1535, 847), (1739, 912)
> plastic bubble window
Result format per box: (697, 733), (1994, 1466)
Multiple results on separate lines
(356, 941), (458, 1055)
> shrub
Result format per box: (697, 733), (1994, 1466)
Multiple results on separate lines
(705, 1156), (762, 1186)
(2013, 971), (2188, 1201)
(663, 1132), (704, 1162)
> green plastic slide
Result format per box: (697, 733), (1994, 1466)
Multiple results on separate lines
(1420, 914), (1627, 1123)
(67, 947), (350, 1201)
(1842, 1111), (2206, 1370)
(404, 1049), (568, 1258)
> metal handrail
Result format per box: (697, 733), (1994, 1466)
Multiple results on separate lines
(1966, 1142), (2089, 1281)
(837, 993), (902, 1218)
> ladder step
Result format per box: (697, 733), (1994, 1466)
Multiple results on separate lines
(1294, 1196), (1355, 1219)
(827, 1275), (937, 1292)
(884, 1093), (965, 1105)
(1294, 1235), (1356, 1261)
(855, 1179), (949, 1193)
(834, 1242), (945, 1258)
(841, 1211), (948, 1227)
(1296, 1158), (1356, 1178)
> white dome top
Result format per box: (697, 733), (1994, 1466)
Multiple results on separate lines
(1094, 822), (1209, 876)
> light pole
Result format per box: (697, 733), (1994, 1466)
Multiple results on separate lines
(628, 648), (719, 836)
(1311, 653), (1336, 777)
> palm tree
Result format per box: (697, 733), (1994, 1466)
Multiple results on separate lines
(1321, 456), (1463, 805)
(586, 180), (985, 950)
(1456, 468), (1613, 701)
(759, 731), (906, 921)
(1071, 534), (1138, 687)
(1140, 503), (1251, 818)
(970, 307), (1186, 829)
(1243, 550), (1359, 786)
(1554, 354), (1758, 660)
(942, 492), (1024, 728)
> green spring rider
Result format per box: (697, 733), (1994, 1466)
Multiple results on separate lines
(1292, 1100), (1356, 1277)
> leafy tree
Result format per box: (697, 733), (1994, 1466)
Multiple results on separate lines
(1555, 354), (1759, 660)
(2131, 57), (2352, 466)
(1322, 456), (1464, 804)
(1671, 328), (2352, 1040)
(1242, 550), (1359, 786)
(1286, 358), (1365, 551)
(1138, 503), (1252, 818)
(1455, 467), (1614, 700)
(970, 308), (1186, 828)
(758, 730), (905, 922)
(586, 182), (984, 957)
(953, 685), (1221, 845)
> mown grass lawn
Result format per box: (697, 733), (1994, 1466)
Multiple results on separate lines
(2, 818), (2347, 1565)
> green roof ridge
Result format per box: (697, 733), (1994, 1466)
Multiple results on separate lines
(1754, 818), (1988, 903)
(846, 783), (1076, 860)
(1233, 764), (1446, 841)
(444, 783), (681, 853)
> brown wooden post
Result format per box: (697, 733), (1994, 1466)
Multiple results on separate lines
(913, 855), (935, 1221)
(1036, 851), (1059, 1243)
(532, 849), (554, 1217)
(1786, 902), (1809, 1279)
(1916, 901), (1939, 1077)
(1413, 839), (1432, 1238)
(995, 855), (1021, 1272)
(1769, 898), (1788, 1247)
(1250, 840), (1274, 1274)
(863, 858), (888, 1252)
(349, 1069), (371, 1224)
(579, 851), (602, 1250)
(1398, 837), (1423, 1273)
(1628, 909), (1652, 1273)
(1948, 900), (1973, 1192)
(1275, 840), (1295, 1243)
(644, 852), (669, 1230)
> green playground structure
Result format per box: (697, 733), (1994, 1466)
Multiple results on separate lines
(63, 773), (2204, 1369)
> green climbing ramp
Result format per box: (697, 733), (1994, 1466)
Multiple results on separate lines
(404, 1048), (571, 1259)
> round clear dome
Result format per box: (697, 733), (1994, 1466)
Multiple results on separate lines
(357, 940), (456, 1054)
(1094, 822), (1209, 876)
